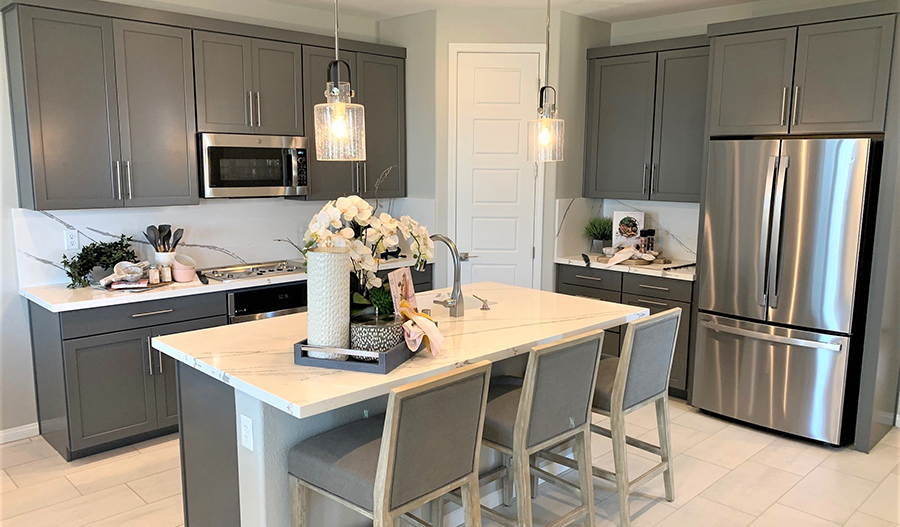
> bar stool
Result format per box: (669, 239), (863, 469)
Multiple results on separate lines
(288, 360), (492, 527)
(440, 329), (605, 527)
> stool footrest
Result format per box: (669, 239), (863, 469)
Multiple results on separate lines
(591, 423), (663, 457)
(529, 464), (581, 496)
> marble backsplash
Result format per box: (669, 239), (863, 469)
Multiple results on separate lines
(11, 197), (436, 288)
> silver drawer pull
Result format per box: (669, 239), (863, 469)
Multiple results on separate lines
(575, 275), (603, 282)
(699, 320), (843, 352)
(637, 299), (668, 307)
(638, 284), (669, 291)
(132, 309), (174, 318)
(146, 336), (154, 376)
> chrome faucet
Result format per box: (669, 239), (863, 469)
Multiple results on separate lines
(430, 234), (464, 317)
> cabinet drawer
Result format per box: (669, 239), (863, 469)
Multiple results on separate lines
(557, 282), (621, 304)
(61, 293), (227, 340)
(557, 265), (622, 292)
(622, 274), (692, 302)
(622, 294), (691, 391)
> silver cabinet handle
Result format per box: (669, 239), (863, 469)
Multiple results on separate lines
(158, 351), (163, 374)
(699, 319), (842, 352)
(642, 163), (649, 193)
(256, 91), (261, 127)
(125, 161), (133, 200)
(146, 336), (154, 376)
(132, 309), (174, 318)
(791, 86), (801, 126)
(248, 91), (254, 127)
(758, 156), (778, 307)
(575, 275), (603, 282)
(115, 161), (122, 200)
(651, 163), (659, 193)
(637, 298), (668, 307)
(638, 284), (669, 291)
(768, 156), (789, 309)
(362, 163), (367, 193)
(780, 87), (788, 126)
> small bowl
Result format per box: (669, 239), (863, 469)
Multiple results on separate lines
(154, 251), (176, 266)
(602, 247), (618, 257)
(172, 267), (196, 283)
(173, 254), (196, 270)
(113, 261), (144, 282)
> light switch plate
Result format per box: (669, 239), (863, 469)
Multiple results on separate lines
(64, 229), (78, 250)
(240, 414), (254, 451)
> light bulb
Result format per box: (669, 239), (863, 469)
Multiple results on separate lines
(333, 116), (348, 139)
(539, 126), (551, 146)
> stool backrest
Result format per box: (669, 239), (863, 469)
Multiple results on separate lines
(375, 361), (492, 513)
(615, 308), (682, 412)
(518, 330), (605, 449)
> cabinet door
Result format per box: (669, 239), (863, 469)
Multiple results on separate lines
(621, 294), (691, 392)
(16, 7), (123, 210)
(194, 31), (253, 133)
(583, 53), (657, 200)
(113, 21), (198, 207)
(651, 47), (709, 203)
(152, 316), (227, 428)
(303, 46), (358, 201)
(252, 39), (304, 136)
(709, 28), (797, 136)
(63, 328), (157, 451)
(357, 53), (406, 198)
(792, 16), (895, 134)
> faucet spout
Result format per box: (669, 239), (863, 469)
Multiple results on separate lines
(430, 234), (464, 317)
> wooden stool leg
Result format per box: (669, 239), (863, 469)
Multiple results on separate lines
(513, 451), (533, 527)
(575, 429), (596, 527)
(432, 495), (446, 527)
(611, 410), (631, 527)
(501, 453), (514, 507)
(530, 454), (539, 499)
(460, 474), (483, 527)
(655, 398), (675, 502)
(290, 477), (309, 527)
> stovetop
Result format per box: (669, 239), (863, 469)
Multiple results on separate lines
(201, 260), (305, 281)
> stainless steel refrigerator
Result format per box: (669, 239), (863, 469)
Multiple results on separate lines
(693, 138), (876, 445)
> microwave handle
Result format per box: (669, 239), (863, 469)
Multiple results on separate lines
(289, 149), (299, 187)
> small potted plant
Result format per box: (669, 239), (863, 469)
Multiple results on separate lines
(61, 235), (138, 288)
(584, 217), (613, 254)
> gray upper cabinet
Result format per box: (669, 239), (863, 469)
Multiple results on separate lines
(651, 48), (709, 202)
(63, 327), (158, 451)
(252, 39), (305, 136)
(304, 46), (358, 201)
(7, 7), (123, 210)
(709, 28), (797, 136)
(114, 20), (198, 207)
(194, 31), (253, 133)
(792, 15), (895, 134)
(357, 53), (406, 199)
(584, 52), (657, 200)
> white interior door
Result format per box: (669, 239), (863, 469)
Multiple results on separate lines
(455, 51), (540, 287)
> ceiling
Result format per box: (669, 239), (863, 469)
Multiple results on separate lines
(275, 0), (763, 22)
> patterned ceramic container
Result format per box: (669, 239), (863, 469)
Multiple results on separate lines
(350, 314), (405, 359)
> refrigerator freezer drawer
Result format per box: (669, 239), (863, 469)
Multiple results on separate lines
(692, 313), (851, 444)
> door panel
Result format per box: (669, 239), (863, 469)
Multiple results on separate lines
(622, 294), (691, 392)
(455, 52), (539, 288)
(113, 20), (198, 207)
(584, 53), (657, 199)
(692, 314), (850, 444)
(194, 31), (252, 133)
(709, 28), (797, 136)
(792, 16), (895, 134)
(252, 39), (304, 136)
(699, 140), (781, 321)
(18, 7), (122, 209)
(357, 53), (406, 198)
(152, 316), (227, 428)
(767, 139), (870, 333)
(303, 46), (358, 201)
(63, 328), (157, 451)
(652, 47), (709, 203)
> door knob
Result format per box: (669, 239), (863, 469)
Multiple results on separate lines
(459, 252), (478, 262)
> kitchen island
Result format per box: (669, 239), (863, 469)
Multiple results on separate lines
(151, 282), (647, 526)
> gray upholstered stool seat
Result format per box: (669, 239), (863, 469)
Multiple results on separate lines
(288, 414), (385, 511)
(592, 356), (619, 412)
(482, 376), (524, 447)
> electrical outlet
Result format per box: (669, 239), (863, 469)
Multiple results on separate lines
(64, 229), (79, 250)
(240, 414), (254, 451)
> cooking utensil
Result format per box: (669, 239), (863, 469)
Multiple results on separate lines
(158, 225), (171, 252)
(170, 228), (184, 250)
(146, 226), (159, 251)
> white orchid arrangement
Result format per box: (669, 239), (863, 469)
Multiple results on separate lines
(303, 196), (435, 310)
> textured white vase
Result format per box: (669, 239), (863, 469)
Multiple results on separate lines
(306, 247), (351, 359)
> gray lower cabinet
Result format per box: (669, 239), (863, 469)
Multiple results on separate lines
(194, 31), (253, 133)
(621, 294), (691, 393)
(708, 28), (797, 136)
(357, 53), (406, 199)
(584, 52), (657, 200)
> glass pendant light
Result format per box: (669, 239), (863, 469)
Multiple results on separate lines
(314, 0), (366, 161)
(527, 0), (564, 162)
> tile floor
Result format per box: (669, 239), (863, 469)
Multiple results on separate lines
(0, 399), (897, 527)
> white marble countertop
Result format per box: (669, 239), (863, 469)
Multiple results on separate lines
(152, 282), (647, 420)
(19, 257), (425, 313)
(555, 254), (697, 282)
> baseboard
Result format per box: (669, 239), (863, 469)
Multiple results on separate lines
(0, 422), (39, 444)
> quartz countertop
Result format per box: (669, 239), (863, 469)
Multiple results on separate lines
(152, 282), (647, 420)
(555, 255), (697, 282)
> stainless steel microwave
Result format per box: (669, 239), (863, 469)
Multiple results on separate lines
(201, 133), (308, 198)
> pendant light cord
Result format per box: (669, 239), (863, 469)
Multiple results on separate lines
(333, 0), (340, 61)
(544, 0), (551, 86)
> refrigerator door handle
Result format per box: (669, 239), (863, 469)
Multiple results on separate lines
(698, 319), (843, 352)
(758, 155), (779, 307)
(768, 156), (789, 309)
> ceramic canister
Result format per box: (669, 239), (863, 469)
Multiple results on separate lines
(306, 247), (351, 359)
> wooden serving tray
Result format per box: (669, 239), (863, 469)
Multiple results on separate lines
(293, 339), (424, 374)
(594, 256), (653, 266)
